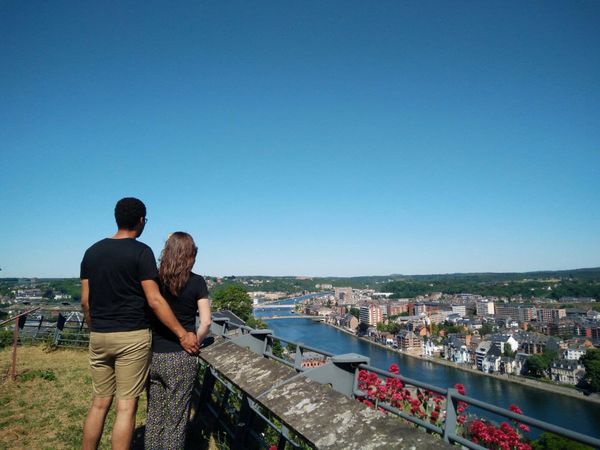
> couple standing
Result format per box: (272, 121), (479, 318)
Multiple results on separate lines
(80, 197), (211, 449)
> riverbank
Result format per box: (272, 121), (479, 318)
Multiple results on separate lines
(322, 321), (600, 405)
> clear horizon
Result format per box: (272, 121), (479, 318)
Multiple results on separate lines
(2, 265), (600, 280)
(1, 1), (599, 278)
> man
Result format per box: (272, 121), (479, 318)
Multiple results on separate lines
(80, 197), (199, 450)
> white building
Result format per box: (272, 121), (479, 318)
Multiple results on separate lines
(451, 305), (467, 316)
(475, 340), (492, 370)
(564, 347), (587, 361)
(550, 360), (586, 385)
(476, 300), (495, 317)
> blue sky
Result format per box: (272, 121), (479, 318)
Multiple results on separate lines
(1, 1), (599, 277)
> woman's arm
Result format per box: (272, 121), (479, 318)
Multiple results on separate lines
(196, 297), (212, 347)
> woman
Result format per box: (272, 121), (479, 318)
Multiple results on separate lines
(145, 232), (212, 450)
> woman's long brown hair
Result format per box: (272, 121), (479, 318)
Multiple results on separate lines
(159, 232), (198, 296)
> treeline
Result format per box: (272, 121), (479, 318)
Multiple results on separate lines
(3, 267), (599, 299)
(399, 267), (600, 283)
(382, 279), (600, 300)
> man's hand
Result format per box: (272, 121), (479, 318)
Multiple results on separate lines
(179, 331), (200, 355)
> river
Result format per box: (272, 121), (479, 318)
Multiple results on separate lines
(253, 298), (600, 439)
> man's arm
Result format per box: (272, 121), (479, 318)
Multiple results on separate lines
(141, 280), (199, 355)
(80, 279), (91, 328)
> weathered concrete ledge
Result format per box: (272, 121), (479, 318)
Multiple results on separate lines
(199, 339), (451, 449)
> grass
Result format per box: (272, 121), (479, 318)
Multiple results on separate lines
(0, 344), (219, 450)
(0, 344), (137, 449)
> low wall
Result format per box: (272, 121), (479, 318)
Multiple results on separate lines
(198, 337), (450, 449)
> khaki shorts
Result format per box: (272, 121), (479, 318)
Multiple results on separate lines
(89, 329), (152, 399)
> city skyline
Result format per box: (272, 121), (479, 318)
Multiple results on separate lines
(1, 1), (599, 278)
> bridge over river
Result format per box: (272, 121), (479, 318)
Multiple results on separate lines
(252, 304), (299, 310)
(258, 315), (324, 321)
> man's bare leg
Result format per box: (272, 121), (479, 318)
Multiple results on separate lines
(111, 397), (139, 450)
(82, 396), (113, 450)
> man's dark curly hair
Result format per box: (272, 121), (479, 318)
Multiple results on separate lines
(114, 197), (146, 230)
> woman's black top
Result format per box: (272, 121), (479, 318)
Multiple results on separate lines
(152, 272), (209, 353)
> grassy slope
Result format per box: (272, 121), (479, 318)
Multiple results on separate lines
(0, 345), (148, 450)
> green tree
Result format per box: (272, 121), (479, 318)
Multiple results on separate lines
(480, 322), (494, 336)
(357, 322), (369, 335)
(349, 307), (360, 319)
(581, 348), (600, 392)
(386, 322), (401, 334)
(0, 329), (13, 349)
(532, 432), (593, 450)
(211, 285), (253, 321)
(525, 348), (558, 378)
(246, 316), (267, 329)
(526, 354), (549, 377)
(503, 347), (515, 358)
(271, 340), (284, 358)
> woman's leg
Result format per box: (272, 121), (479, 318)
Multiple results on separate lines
(144, 352), (169, 450)
(162, 351), (198, 449)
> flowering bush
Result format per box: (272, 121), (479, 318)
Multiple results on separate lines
(357, 364), (446, 427)
(357, 365), (531, 450)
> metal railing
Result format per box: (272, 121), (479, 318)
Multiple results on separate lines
(1, 309), (89, 348)
(207, 317), (600, 449)
(193, 363), (307, 450)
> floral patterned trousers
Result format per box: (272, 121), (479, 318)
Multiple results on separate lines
(144, 350), (198, 450)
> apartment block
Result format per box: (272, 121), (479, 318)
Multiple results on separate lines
(537, 308), (566, 324)
(359, 302), (383, 326)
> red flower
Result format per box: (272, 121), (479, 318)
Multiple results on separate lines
(389, 363), (400, 374)
(518, 423), (530, 433)
(269, 446), (277, 450)
(454, 383), (466, 395)
(509, 404), (523, 415)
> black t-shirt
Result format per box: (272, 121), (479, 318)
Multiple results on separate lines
(80, 238), (158, 332)
(152, 272), (209, 353)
